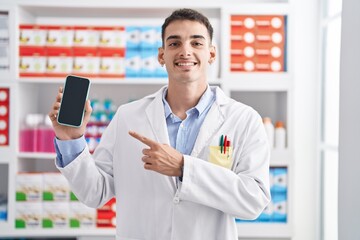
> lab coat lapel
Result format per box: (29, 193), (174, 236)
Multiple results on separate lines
(192, 87), (228, 157)
(145, 87), (177, 192)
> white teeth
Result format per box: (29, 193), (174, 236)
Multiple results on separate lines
(177, 62), (195, 66)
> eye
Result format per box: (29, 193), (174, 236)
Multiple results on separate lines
(192, 42), (204, 47)
(168, 42), (179, 47)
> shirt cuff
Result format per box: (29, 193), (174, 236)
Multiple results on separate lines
(55, 136), (87, 167)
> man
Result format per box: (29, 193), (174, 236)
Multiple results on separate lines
(49, 8), (270, 240)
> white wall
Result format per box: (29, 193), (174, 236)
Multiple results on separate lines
(292, 0), (319, 239)
(338, 0), (360, 239)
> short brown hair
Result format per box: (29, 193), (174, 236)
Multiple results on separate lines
(161, 8), (214, 47)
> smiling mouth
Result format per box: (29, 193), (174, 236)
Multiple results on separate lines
(175, 62), (197, 66)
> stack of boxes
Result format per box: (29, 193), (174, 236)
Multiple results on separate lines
(236, 167), (288, 223)
(125, 26), (167, 78)
(15, 173), (97, 229)
(97, 198), (116, 228)
(19, 24), (126, 78)
(0, 88), (9, 146)
(19, 24), (167, 78)
(0, 12), (10, 72)
(230, 15), (286, 72)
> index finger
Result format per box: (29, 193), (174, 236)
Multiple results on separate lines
(129, 131), (158, 147)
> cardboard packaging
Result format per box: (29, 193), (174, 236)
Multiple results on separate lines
(72, 47), (99, 77)
(16, 173), (42, 202)
(46, 47), (73, 77)
(42, 173), (70, 201)
(15, 202), (42, 229)
(42, 202), (69, 228)
(97, 26), (126, 49)
(19, 25), (47, 46)
(19, 47), (47, 77)
(46, 25), (74, 47)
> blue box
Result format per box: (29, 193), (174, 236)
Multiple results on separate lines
(126, 26), (141, 50)
(140, 26), (158, 50)
(140, 50), (157, 77)
(125, 50), (141, 77)
(271, 192), (287, 222)
(271, 167), (287, 193)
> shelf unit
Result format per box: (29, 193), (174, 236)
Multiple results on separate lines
(0, 0), (294, 239)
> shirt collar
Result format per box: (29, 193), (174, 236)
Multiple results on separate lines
(162, 85), (214, 118)
(162, 88), (172, 119)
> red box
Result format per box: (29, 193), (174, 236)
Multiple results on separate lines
(0, 88), (9, 146)
(230, 15), (286, 72)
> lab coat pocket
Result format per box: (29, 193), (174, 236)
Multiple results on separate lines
(208, 146), (233, 169)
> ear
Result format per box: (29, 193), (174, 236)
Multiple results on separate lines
(158, 47), (165, 66)
(208, 45), (216, 64)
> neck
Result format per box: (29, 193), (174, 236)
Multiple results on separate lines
(166, 81), (207, 120)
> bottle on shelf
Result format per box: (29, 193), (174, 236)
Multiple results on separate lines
(275, 121), (286, 149)
(19, 114), (44, 152)
(263, 117), (274, 149)
(37, 116), (56, 153)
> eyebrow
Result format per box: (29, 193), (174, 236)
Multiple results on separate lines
(166, 35), (206, 42)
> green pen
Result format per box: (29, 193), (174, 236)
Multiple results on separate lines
(220, 135), (224, 153)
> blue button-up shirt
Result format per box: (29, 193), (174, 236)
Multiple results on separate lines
(162, 86), (215, 155)
(55, 86), (215, 167)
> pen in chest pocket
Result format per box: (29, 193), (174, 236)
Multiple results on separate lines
(219, 135), (231, 154)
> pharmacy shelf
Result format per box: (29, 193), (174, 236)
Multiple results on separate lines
(0, 148), (15, 163)
(18, 77), (222, 85)
(0, 228), (116, 238)
(222, 74), (292, 91)
(270, 149), (292, 166)
(0, 0), (295, 239)
(17, 152), (56, 159)
(237, 223), (291, 238)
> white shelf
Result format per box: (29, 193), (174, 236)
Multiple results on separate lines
(0, 148), (16, 163)
(18, 77), (221, 85)
(17, 152), (56, 159)
(222, 74), (292, 91)
(237, 222), (291, 238)
(0, 222), (10, 235)
(270, 149), (292, 166)
(0, 228), (116, 237)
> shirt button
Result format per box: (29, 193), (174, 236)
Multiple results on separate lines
(173, 197), (180, 204)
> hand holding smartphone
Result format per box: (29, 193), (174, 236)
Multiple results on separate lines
(57, 75), (91, 127)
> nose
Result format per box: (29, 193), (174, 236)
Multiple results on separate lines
(179, 43), (192, 57)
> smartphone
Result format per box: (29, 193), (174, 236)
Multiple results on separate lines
(57, 75), (91, 127)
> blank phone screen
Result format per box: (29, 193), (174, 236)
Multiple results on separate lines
(57, 76), (90, 127)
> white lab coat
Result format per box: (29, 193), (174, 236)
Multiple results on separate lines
(56, 86), (271, 240)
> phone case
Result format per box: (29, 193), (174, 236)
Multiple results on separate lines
(57, 75), (91, 127)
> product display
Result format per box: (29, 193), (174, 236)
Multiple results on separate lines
(15, 172), (97, 229)
(0, 2), (293, 239)
(0, 12), (10, 71)
(0, 88), (9, 146)
(19, 114), (55, 153)
(236, 167), (288, 223)
(18, 24), (167, 78)
(230, 15), (286, 72)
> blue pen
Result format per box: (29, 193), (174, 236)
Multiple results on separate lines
(220, 135), (224, 153)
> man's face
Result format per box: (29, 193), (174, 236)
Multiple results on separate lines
(158, 20), (216, 84)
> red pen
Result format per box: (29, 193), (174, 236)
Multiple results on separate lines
(223, 135), (227, 154)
